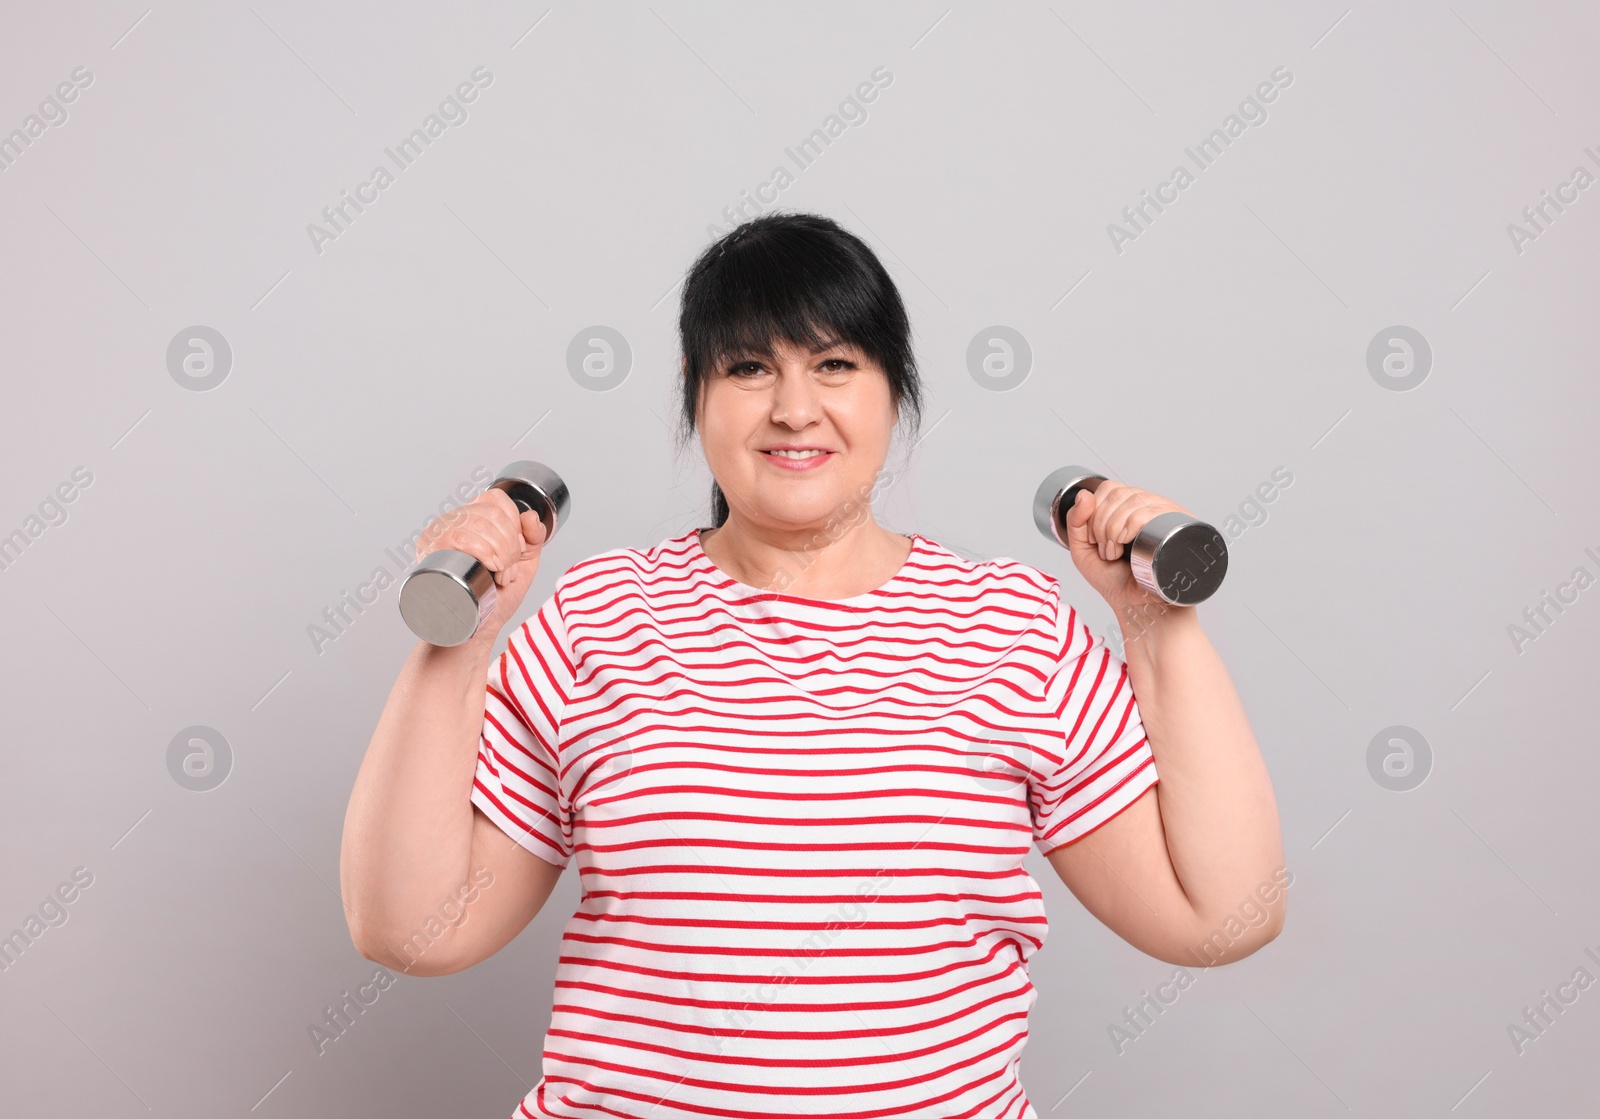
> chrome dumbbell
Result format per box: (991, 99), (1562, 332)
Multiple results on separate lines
(398, 461), (571, 646)
(1033, 466), (1227, 606)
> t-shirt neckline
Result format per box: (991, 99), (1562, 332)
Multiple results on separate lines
(689, 527), (925, 607)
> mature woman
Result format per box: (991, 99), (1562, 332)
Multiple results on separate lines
(340, 211), (1284, 1119)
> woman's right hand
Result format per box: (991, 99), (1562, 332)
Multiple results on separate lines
(414, 487), (549, 648)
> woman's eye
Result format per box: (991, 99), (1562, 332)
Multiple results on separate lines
(724, 359), (854, 378)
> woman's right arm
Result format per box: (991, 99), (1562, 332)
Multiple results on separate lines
(338, 488), (564, 977)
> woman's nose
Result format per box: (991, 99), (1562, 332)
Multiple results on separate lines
(769, 369), (822, 427)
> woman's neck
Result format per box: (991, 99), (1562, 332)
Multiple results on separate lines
(699, 515), (913, 600)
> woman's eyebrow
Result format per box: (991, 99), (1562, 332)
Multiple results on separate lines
(807, 340), (860, 359)
(715, 335), (856, 364)
(807, 334), (848, 353)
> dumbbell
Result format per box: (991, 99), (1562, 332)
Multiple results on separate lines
(1033, 466), (1227, 606)
(399, 462), (571, 646)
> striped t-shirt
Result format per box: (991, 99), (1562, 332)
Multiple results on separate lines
(471, 526), (1159, 1119)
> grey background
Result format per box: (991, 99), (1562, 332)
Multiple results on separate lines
(2, 0), (1596, 1115)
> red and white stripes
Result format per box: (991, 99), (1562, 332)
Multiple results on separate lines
(472, 528), (1158, 1119)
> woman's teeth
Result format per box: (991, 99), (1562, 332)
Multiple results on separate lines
(767, 450), (827, 459)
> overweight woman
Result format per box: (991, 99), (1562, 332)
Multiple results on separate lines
(340, 212), (1285, 1119)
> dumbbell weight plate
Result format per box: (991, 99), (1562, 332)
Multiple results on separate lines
(398, 550), (499, 648)
(1130, 512), (1228, 606)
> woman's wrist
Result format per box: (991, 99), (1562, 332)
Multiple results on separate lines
(1115, 598), (1202, 667)
(411, 631), (499, 692)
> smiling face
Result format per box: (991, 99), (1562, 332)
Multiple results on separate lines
(693, 334), (898, 533)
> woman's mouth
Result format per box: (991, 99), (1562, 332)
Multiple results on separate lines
(761, 449), (833, 471)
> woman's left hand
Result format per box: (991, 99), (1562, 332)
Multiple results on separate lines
(1061, 479), (1195, 623)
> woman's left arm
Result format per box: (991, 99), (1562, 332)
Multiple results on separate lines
(1043, 480), (1287, 967)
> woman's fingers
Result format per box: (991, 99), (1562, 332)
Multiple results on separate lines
(416, 489), (534, 589)
(1065, 489), (1103, 558)
(1071, 483), (1180, 562)
(1092, 484), (1142, 561)
(520, 508), (549, 549)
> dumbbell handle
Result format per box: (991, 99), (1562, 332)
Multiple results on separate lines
(398, 461), (571, 647)
(1032, 466), (1228, 607)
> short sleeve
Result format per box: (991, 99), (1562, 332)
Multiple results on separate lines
(470, 589), (577, 869)
(1030, 585), (1159, 855)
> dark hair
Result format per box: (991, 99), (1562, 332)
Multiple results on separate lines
(673, 211), (924, 528)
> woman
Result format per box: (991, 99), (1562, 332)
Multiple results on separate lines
(340, 212), (1285, 1118)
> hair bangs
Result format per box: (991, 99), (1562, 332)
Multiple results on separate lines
(689, 235), (878, 375)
